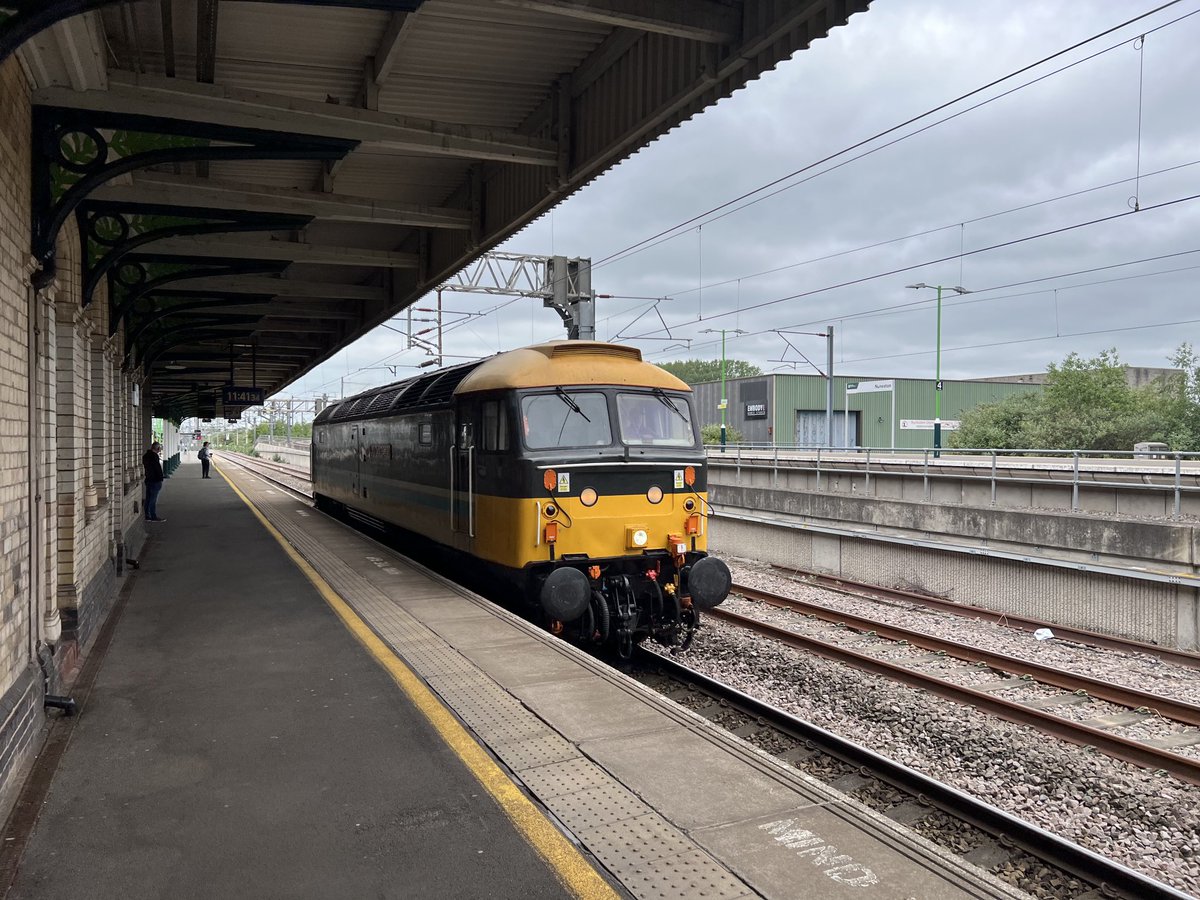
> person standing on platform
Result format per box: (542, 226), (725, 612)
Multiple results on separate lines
(142, 441), (166, 522)
(199, 441), (212, 479)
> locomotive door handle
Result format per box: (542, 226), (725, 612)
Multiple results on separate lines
(467, 446), (474, 538)
(449, 443), (455, 530)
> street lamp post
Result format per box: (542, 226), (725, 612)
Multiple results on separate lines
(701, 328), (746, 451)
(906, 283), (970, 458)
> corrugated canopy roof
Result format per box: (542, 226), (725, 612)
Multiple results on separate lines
(2, 0), (870, 419)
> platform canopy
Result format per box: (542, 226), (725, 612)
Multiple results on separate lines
(1, 0), (869, 418)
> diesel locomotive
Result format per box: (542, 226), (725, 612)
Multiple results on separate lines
(311, 340), (731, 655)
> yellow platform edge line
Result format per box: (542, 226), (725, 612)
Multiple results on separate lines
(219, 467), (619, 900)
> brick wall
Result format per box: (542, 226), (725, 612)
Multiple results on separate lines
(0, 55), (38, 818)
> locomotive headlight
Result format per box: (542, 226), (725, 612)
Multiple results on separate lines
(580, 487), (598, 507)
(683, 497), (696, 511)
(646, 486), (663, 504)
(625, 526), (650, 549)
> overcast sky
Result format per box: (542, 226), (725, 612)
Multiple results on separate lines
(289, 0), (1200, 402)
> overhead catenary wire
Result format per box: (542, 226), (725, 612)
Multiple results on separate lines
(584, 0), (1192, 274)
(641, 247), (1200, 362)
(618, 190), (1200, 346)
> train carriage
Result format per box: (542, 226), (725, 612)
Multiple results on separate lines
(312, 341), (730, 654)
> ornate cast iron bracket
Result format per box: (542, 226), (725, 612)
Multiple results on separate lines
(31, 105), (355, 289)
(78, 200), (312, 310)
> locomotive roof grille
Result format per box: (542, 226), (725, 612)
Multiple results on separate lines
(550, 344), (642, 361)
(315, 360), (486, 424)
(417, 366), (477, 406)
(364, 387), (403, 417)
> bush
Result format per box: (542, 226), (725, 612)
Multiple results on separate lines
(271, 454), (284, 463)
(701, 423), (744, 444)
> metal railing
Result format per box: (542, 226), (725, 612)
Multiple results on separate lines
(705, 444), (1200, 519)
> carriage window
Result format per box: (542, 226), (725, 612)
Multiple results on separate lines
(521, 391), (611, 449)
(482, 400), (509, 451)
(617, 392), (696, 447)
(418, 423), (432, 445)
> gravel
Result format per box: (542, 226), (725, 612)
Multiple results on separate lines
(655, 558), (1200, 898)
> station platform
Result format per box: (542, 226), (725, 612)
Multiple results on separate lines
(3, 455), (1027, 899)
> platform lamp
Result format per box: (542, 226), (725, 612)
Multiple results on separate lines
(905, 283), (970, 458)
(700, 328), (746, 451)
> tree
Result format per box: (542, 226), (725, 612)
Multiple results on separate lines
(701, 424), (744, 444)
(659, 358), (761, 385)
(951, 346), (1200, 452)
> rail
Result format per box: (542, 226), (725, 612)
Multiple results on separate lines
(636, 652), (1193, 900)
(710, 595), (1200, 785)
(707, 444), (1200, 518)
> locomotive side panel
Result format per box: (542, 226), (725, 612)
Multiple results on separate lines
(312, 418), (360, 507)
(355, 410), (455, 544)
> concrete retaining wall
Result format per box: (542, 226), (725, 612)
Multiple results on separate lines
(709, 483), (1200, 650)
(711, 457), (1200, 520)
(253, 442), (310, 470)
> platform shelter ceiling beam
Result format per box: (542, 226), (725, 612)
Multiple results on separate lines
(372, 11), (418, 86)
(491, 0), (739, 43)
(152, 301), (362, 320)
(33, 73), (559, 166)
(157, 275), (387, 302)
(136, 235), (419, 269)
(90, 174), (472, 229)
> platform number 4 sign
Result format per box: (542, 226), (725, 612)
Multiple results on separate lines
(935, 380), (944, 391)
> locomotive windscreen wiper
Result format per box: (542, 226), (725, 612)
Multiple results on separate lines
(651, 388), (688, 423)
(554, 386), (591, 421)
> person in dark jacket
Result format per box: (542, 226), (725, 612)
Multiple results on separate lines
(142, 441), (166, 522)
(198, 441), (212, 478)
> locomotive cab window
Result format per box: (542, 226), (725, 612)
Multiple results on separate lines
(482, 400), (509, 451)
(617, 392), (696, 447)
(521, 391), (611, 449)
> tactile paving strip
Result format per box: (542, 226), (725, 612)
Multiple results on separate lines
(535, 782), (648, 833)
(515, 758), (619, 800)
(240, 475), (755, 899)
(573, 812), (700, 866)
(614, 849), (755, 900)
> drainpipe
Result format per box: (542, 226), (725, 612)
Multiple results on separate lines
(26, 260), (57, 650)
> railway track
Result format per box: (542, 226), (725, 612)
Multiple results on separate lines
(720, 583), (1200, 784)
(768, 564), (1200, 670)
(630, 650), (1191, 900)
(217, 454), (313, 501)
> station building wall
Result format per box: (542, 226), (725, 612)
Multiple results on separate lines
(0, 56), (148, 819)
(693, 374), (1040, 448)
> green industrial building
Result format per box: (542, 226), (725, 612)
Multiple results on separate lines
(690, 373), (1040, 449)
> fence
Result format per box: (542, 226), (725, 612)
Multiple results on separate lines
(706, 444), (1200, 519)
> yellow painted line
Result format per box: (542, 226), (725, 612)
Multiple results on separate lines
(219, 467), (618, 900)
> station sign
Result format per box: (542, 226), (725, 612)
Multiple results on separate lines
(846, 380), (895, 394)
(223, 386), (264, 405)
(900, 419), (960, 431)
(745, 402), (768, 418)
